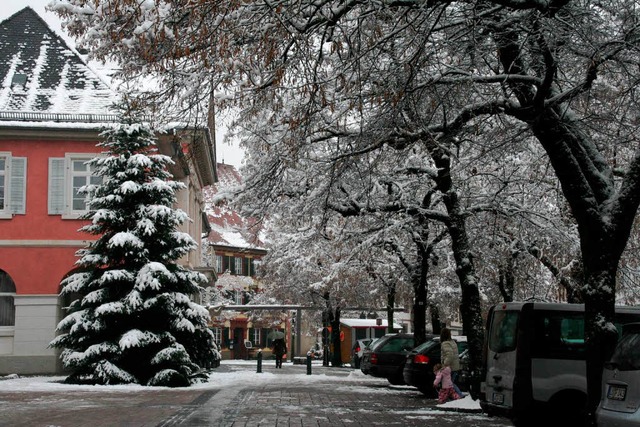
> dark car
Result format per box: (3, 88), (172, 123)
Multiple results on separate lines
(402, 336), (468, 396)
(360, 333), (417, 385)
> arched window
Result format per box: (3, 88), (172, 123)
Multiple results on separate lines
(0, 270), (16, 327)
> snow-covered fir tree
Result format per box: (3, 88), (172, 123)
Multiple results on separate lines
(50, 112), (217, 387)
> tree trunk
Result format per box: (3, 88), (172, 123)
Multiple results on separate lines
(495, 25), (640, 422)
(412, 241), (429, 345)
(583, 271), (617, 425)
(527, 114), (637, 424)
(430, 146), (485, 391)
(386, 285), (396, 334)
(321, 292), (331, 367)
(497, 262), (515, 303)
(430, 303), (442, 335)
(330, 306), (342, 367)
(580, 236), (623, 424)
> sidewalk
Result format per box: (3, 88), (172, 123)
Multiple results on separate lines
(0, 361), (513, 427)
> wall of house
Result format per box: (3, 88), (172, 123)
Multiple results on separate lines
(0, 136), (100, 374)
(0, 131), (213, 375)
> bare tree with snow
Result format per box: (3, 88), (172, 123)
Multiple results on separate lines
(50, 1), (640, 422)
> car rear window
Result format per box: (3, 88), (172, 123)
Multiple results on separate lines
(609, 326), (640, 371)
(379, 337), (414, 352)
(414, 339), (440, 353)
(489, 309), (519, 353)
(370, 337), (390, 351)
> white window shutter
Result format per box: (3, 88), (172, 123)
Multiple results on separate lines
(9, 157), (26, 214)
(48, 158), (65, 215)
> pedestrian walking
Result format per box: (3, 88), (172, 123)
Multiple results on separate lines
(440, 327), (465, 397)
(272, 338), (287, 368)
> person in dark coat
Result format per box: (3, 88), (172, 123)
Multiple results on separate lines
(272, 338), (287, 368)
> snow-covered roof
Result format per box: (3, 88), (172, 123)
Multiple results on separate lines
(340, 318), (403, 329)
(0, 7), (116, 121)
(204, 163), (266, 251)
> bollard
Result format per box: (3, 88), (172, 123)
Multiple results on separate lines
(306, 354), (312, 375)
(257, 349), (262, 373)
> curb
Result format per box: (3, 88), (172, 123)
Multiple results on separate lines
(433, 406), (483, 413)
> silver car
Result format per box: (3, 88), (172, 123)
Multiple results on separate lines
(351, 338), (373, 368)
(596, 323), (640, 426)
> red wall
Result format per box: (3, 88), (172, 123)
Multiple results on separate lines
(0, 137), (101, 295)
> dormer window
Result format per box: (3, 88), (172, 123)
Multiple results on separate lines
(11, 73), (27, 89)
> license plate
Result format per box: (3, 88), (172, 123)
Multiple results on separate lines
(608, 385), (627, 401)
(492, 392), (504, 405)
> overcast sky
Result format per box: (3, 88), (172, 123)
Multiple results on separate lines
(0, 1), (245, 169)
(0, 1), (65, 38)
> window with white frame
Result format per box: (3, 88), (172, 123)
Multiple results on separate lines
(0, 270), (16, 327)
(234, 257), (243, 276)
(0, 152), (27, 219)
(234, 290), (243, 305)
(211, 327), (222, 346)
(49, 154), (102, 218)
(0, 157), (4, 210)
(252, 328), (261, 345)
(245, 257), (256, 277)
(215, 255), (223, 273)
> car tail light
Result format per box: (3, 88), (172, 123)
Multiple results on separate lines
(355, 346), (361, 353)
(371, 353), (378, 364)
(414, 354), (430, 364)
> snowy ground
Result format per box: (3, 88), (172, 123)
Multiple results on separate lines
(0, 361), (515, 426)
(0, 360), (480, 411)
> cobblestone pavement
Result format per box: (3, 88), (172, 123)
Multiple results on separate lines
(0, 362), (514, 427)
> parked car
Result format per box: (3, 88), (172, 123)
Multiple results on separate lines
(360, 333), (417, 385)
(351, 338), (373, 368)
(402, 335), (468, 397)
(596, 323), (640, 426)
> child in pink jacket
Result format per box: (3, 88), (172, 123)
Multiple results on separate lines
(433, 363), (461, 404)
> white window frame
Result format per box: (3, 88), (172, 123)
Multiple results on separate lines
(234, 257), (243, 276)
(215, 255), (223, 273)
(234, 290), (243, 305)
(49, 154), (101, 219)
(0, 152), (27, 219)
(252, 328), (261, 345)
(211, 327), (222, 346)
(246, 257), (255, 277)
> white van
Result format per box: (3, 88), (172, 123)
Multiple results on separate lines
(480, 302), (640, 426)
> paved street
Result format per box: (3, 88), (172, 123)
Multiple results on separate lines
(0, 362), (514, 426)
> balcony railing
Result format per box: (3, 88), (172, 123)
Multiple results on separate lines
(0, 111), (119, 123)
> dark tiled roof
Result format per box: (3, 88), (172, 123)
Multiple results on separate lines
(0, 7), (115, 116)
